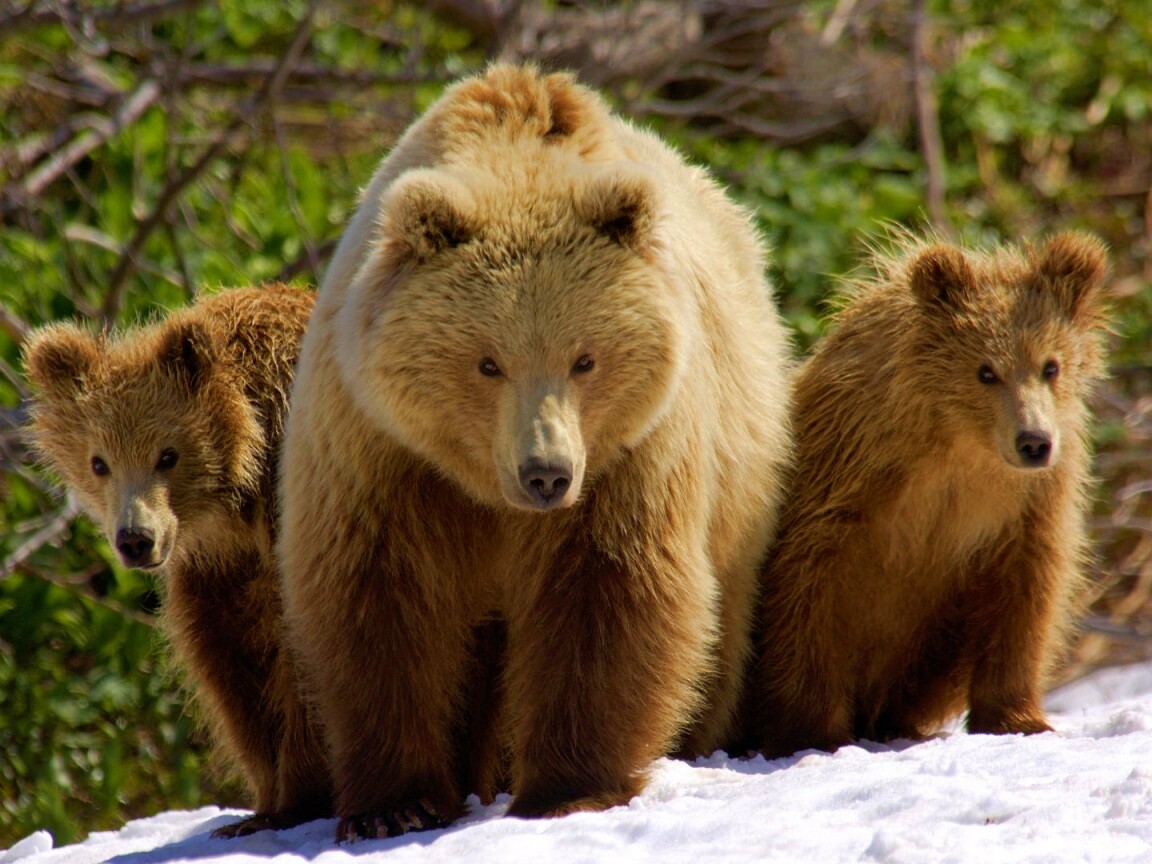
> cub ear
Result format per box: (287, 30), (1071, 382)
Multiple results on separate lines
(1037, 232), (1109, 323)
(381, 170), (476, 263)
(158, 318), (217, 389)
(576, 168), (658, 254)
(909, 244), (977, 308)
(23, 323), (99, 397)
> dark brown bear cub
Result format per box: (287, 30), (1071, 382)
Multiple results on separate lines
(749, 233), (1109, 757)
(24, 284), (329, 836)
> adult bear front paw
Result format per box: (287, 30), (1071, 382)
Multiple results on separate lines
(336, 799), (449, 842)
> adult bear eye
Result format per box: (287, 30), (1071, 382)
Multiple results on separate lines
(572, 354), (595, 374)
(156, 448), (179, 471)
(978, 365), (998, 385)
(479, 357), (502, 377)
(91, 456), (109, 477)
(1042, 360), (1059, 380)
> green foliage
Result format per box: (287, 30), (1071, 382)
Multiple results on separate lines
(934, 0), (1151, 357)
(675, 131), (926, 347)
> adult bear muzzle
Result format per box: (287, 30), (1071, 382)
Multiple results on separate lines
(500, 377), (586, 511)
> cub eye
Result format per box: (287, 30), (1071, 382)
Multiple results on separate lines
(91, 456), (109, 477)
(572, 354), (595, 374)
(479, 357), (502, 378)
(978, 365), (999, 385)
(1042, 360), (1059, 380)
(156, 448), (179, 471)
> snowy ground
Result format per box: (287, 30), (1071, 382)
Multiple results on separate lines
(6, 662), (1152, 864)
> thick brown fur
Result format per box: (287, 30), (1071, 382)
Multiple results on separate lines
(23, 284), (330, 835)
(747, 232), (1110, 757)
(278, 64), (793, 841)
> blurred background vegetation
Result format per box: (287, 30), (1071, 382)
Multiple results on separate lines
(2, 0), (1151, 849)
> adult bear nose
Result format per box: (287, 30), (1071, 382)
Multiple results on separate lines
(1016, 431), (1052, 467)
(116, 527), (156, 566)
(518, 458), (573, 508)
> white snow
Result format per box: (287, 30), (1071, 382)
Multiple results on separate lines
(7, 662), (1152, 863)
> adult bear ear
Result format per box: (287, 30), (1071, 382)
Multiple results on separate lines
(576, 167), (658, 255)
(158, 318), (217, 390)
(1036, 231), (1109, 324)
(909, 244), (977, 309)
(23, 323), (99, 398)
(381, 170), (476, 264)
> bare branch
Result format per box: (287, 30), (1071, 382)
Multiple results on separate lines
(910, 0), (955, 238)
(274, 236), (338, 285)
(271, 98), (321, 284)
(21, 560), (159, 627)
(165, 60), (441, 90)
(0, 304), (30, 344)
(63, 224), (187, 290)
(0, 0), (210, 36)
(1, 495), (82, 580)
(6, 79), (162, 206)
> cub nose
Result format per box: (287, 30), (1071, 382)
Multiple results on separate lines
(1016, 431), (1052, 467)
(116, 527), (156, 566)
(518, 459), (573, 508)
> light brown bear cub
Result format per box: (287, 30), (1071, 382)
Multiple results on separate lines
(279, 64), (793, 841)
(23, 284), (329, 836)
(749, 233), (1109, 757)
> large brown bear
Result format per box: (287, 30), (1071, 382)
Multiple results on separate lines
(278, 63), (793, 841)
(748, 233), (1109, 757)
(23, 284), (329, 836)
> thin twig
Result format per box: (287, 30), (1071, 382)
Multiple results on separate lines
(21, 561), (158, 627)
(271, 104), (321, 283)
(910, 0), (956, 239)
(274, 236), (338, 284)
(1, 496), (82, 580)
(4, 79), (162, 208)
(63, 224), (187, 289)
(0, 304), (29, 344)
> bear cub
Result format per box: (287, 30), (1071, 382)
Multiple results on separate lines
(749, 233), (1109, 757)
(23, 284), (329, 836)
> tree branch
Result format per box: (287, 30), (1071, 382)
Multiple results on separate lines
(0, 304), (30, 344)
(7, 79), (162, 205)
(0, 0), (209, 35)
(1, 496), (82, 580)
(910, 0), (955, 238)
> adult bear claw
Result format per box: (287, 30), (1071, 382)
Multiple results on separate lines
(336, 799), (448, 842)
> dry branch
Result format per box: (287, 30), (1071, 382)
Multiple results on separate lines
(910, 0), (955, 238)
(1, 495), (82, 581)
(11, 79), (162, 203)
(0, 305), (30, 344)
(0, 0), (209, 35)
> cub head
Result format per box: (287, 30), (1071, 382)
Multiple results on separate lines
(908, 232), (1109, 471)
(23, 314), (264, 569)
(336, 161), (693, 511)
